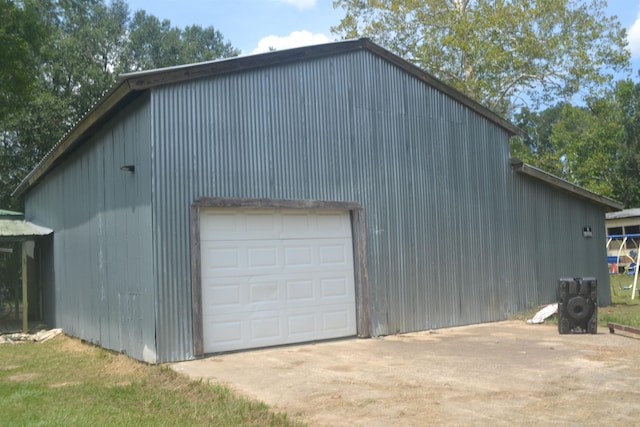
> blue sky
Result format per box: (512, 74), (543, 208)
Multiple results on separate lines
(125, 0), (640, 75)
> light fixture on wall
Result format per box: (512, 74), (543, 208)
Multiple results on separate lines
(583, 226), (592, 238)
(120, 165), (135, 173)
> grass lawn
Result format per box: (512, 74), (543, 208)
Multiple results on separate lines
(2, 275), (639, 426)
(513, 274), (640, 328)
(601, 273), (640, 328)
(0, 336), (302, 426)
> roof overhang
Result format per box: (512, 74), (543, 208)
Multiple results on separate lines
(0, 220), (53, 240)
(605, 208), (640, 220)
(0, 211), (53, 240)
(13, 38), (521, 198)
(510, 158), (623, 211)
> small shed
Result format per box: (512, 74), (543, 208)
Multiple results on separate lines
(0, 210), (53, 332)
(14, 39), (621, 362)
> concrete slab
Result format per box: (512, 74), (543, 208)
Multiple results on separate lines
(171, 321), (640, 426)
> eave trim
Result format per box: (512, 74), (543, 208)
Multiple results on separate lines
(510, 158), (623, 211)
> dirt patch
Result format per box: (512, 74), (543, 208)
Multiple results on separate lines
(49, 381), (80, 388)
(172, 321), (640, 426)
(101, 353), (146, 380)
(8, 373), (40, 382)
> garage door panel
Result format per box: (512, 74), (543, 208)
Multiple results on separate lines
(201, 239), (354, 278)
(203, 274), (354, 313)
(204, 305), (356, 352)
(201, 209), (352, 241)
(201, 208), (356, 353)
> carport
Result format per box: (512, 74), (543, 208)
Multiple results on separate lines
(0, 209), (52, 332)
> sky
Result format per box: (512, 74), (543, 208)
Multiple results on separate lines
(125, 0), (640, 75)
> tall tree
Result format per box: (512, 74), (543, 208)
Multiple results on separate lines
(0, 0), (47, 116)
(332, 0), (630, 115)
(512, 80), (640, 208)
(510, 104), (567, 177)
(611, 79), (640, 207)
(121, 10), (240, 72)
(0, 0), (240, 210)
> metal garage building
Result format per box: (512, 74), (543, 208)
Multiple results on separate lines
(14, 39), (621, 363)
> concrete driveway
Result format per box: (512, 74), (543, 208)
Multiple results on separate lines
(171, 321), (640, 426)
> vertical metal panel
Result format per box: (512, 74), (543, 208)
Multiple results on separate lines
(148, 49), (609, 362)
(507, 172), (610, 306)
(24, 94), (157, 362)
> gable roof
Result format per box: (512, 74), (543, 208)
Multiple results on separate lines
(13, 38), (521, 197)
(509, 158), (623, 211)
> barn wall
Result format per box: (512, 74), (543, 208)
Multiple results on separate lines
(149, 49), (593, 362)
(24, 94), (157, 362)
(508, 172), (610, 306)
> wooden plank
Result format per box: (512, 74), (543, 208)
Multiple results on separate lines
(351, 208), (371, 338)
(190, 205), (204, 357)
(21, 242), (27, 332)
(607, 322), (640, 335)
(193, 197), (361, 211)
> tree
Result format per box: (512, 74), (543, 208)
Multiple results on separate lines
(121, 10), (240, 72)
(0, 0), (47, 117)
(610, 79), (640, 207)
(0, 0), (240, 210)
(512, 79), (640, 208)
(510, 104), (567, 177)
(332, 0), (630, 116)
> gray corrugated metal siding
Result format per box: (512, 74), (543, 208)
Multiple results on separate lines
(25, 94), (157, 362)
(24, 47), (610, 363)
(147, 49), (607, 362)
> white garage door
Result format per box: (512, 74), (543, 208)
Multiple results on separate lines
(200, 208), (357, 353)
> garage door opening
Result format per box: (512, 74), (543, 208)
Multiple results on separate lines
(190, 198), (370, 356)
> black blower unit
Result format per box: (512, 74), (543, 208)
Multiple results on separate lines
(557, 277), (597, 334)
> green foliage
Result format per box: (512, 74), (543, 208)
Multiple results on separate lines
(0, 0), (47, 116)
(602, 274), (640, 328)
(611, 79), (640, 207)
(0, 0), (240, 210)
(510, 104), (567, 177)
(0, 335), (301, 426)
(121, 10), (239, 72)
(511, 80), (640, 207)
(332, 0), (630, 116)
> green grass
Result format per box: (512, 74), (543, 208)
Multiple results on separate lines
(510, 274), (640, 328)
(601, 273), (640, 328)
(0, 336), (302, 427)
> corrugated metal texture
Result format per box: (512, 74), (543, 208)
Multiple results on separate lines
(24, 94), (157, 362)
(507, 171), (610, 306)
(149, 49), (523, 360)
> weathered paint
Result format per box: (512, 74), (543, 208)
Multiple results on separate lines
(24, 94), (157, 362)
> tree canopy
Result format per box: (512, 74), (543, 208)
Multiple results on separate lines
(332, 0), (630, 116)
(511, 80), (640, 207)
(0, 0), (239, 210)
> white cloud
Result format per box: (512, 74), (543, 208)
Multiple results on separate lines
(271, 0), (316, 10)
(251, 30), (331, 54)
(628, 8), (640, 58)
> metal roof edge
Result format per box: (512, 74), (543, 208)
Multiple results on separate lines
(12, 79), (138, 197)
(15, 38), (521, 197)
(360, 40), (522, 137)
(510, 158), (624, 211)
(0, 218), (54, 239)
(605, 208), (640, 220)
